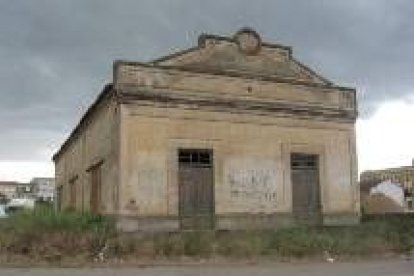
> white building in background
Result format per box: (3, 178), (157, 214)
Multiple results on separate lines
(30, 177), (55, 202)
(370, 180), (405, 207)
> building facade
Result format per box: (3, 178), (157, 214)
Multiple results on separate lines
(0, 181), (33, 200)
(30, 177), (55, 202)
(53, 29), (359, 231)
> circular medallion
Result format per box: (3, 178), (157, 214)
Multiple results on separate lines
(234, 28), (261, 55)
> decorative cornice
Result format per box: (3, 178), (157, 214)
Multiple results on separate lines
(118, 89), (357, 123)
(114, 60), (356, 93)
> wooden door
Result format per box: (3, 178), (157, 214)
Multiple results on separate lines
(291, 153), (321, 225)
(90, 165), (101, 215)
(178, 149), (214, 230)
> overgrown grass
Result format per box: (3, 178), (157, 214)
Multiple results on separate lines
(0, 207), (114, 261)
(2, 206), (112, 233)
(107, 217), (414, 259)
(0, 209), (413, 263)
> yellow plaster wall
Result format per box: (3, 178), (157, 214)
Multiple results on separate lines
(54, 96), (119, 214)
(118, 104), (358, 217)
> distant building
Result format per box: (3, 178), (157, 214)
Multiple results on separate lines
(30, 177), (55, 202)
(15, 182), (33, 198)
(0, 181), (19, 199)
(0, 181), (33, 199)
(360, 161), (414, 211)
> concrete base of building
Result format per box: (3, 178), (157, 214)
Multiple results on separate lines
(116, 213), (360, 232)
(323, 213), (361, 226)
(215, 213), (295, 230)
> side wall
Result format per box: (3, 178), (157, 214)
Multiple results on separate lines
(54, 95), (119, 214)
(117, 104), (359, 231)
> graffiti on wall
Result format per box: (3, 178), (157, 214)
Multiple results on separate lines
(227, 169), (278, 203)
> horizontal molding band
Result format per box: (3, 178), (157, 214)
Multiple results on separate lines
(119, 90), (357, 123)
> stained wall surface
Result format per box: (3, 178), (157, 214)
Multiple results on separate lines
(54, 95), (119, 214)
(118, 103), (358, 221)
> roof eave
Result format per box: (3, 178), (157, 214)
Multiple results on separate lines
(52, 84), (115, 162)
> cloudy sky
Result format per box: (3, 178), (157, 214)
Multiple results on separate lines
(0, 0), (413, 182)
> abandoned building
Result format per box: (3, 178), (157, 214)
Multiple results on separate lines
(360, 161), (414, 212)
(53, 28), (359, 231)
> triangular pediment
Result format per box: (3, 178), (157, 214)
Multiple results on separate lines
(153, 28), (331, 85)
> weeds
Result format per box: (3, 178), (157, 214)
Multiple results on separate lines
(0, 207), (114, 260)
(0, 209), (413, 264)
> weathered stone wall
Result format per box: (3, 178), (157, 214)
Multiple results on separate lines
(113, 60), (358, 229)
(54, 95), (119, 214)
(361, 168), (414, 192)
(118, 103), (358, 220)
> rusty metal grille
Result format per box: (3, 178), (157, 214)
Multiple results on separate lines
(291, 153), (318, 170)
(178, 149), (213, 168)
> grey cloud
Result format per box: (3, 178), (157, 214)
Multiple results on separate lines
(0, 0), (413, 161)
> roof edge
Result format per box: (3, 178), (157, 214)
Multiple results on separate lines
(151, 31), (292, 65)
(52, 84), (115, 162)
(291, 57), (333, 85)
(151, 45), (200, 64)
(361, 166), (414, 175)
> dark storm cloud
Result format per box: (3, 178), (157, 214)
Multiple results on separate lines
(0, 0), (413, 161)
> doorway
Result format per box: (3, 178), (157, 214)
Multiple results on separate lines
(291, 153), (321, 225)
(178, 149), (214, 230)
